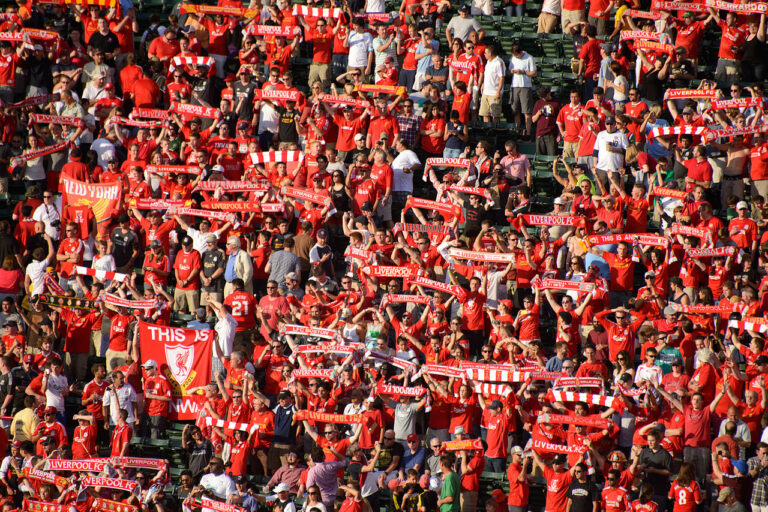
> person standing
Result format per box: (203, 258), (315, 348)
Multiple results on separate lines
(140, 359), (171, 440)
(223, 236), (253, 297)
(480, 45), (505, 123)
(438, 454), (460, 512)
(532, 86), (562, 155)
(508, 44), (537, 140)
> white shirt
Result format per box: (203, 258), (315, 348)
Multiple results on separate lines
(26, 259), (48, 297)
(258, 102), (279, 134)
(103, 383), (138, 425)
(594, 129), (629, 172)
(508, 52), (536, 89)
(215, 313), (237, 358)
(482, 56), (506, 97)
(347, 31), (373, 68)
(92, 254), (116, 283)
(392, 150), (420, 193)
(44, 372), (68, 412)
(32, 203), (61, 241)
(634, 363), (662, 387)
(186, 227), (210, 254)
(90, 138), (117, 169)
(199, 472), (236, 500)
(542, 0), (561, 15)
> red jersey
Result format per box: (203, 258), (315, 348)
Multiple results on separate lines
(224, 291), (257, 331)
(82, 379), (109, 421)
(110, 424), (133, 456)
(542, 466), (574, 512)
(602, 487), (631, 512)
(144, 374), (172, 417)
(557, 104), (583, 142)
(668, 481), (701, 512)
(72, 424), (97, 459)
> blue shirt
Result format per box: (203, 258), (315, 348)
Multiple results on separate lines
(224, 250), (238, 281)
(272, 403), (296, 445)
(187, 320), (210, 330)
(401, 447), (426, 473)
(416, 40), (439, 74)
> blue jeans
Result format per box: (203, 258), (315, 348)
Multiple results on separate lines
(443, 148), (463, 158)
(506, 4), (525, 16)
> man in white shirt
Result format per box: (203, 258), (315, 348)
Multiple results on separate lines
(199, 457), (236, 500)
(345, 18), (374, 78)
(480, 45), (505, 123)
(32, 193), (61, 241)
(102, 370), (138, 427)
(508, 44), (537, 139)
(206, 294), (238, 377)
(24, 232), (55, 298)
(634, 347), (663, 388)
(593, 116), (629, 186)
(390, 139), (421, 217)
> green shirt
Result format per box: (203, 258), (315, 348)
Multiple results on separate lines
(440, 471), (460, 512)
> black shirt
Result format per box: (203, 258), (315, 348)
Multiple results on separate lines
(567, 479), (600, 512)
(233, 82), (257, 119)
(377, 441), (404, 471)
(638, 446), (672, 493)
(278, 109), (300, 144)
(202, 248), (226, 293)
(110, 228), (139, 268)
(10, 366), (37, 413)
(88, 30), (120, 55)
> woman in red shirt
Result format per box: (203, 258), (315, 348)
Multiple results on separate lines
(668, 463), (702, 512)
(419, 104), (446, 157)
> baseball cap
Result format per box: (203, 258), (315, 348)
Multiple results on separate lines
(407, 433), (419, 442)
(44, 406), (57, 415)
(454, 426), (466, 435)
(510, 446), (523, 456)
(150, 209), (163, 217)
(23, 354), (34, 364)
(488, 399), (504, 410)
(104, 82), (114, 90)
(682, 11), (694, 17)
(737, 201), (749, 210)
(500, 299), (513, 309)
(3, 320), (17, 328)
(235, 475), (247, 483)
(195, 307), (206, 317)
(553, 454), (568, 464)
(142, 359), (158, 369)
(211, 164), (225, 173)
(354, 133), (364, 141)
(718, 487), (734, 503)
(605, 116), (616, 125)
(672, 358), (683, 366)
(644, 271), (656, 279)
(224, 73), (236, 82)
(42, 436), (56, 444)
(182, 236), (193, 246)
(384, 56), (395, 64)
(600, 43), (615, 52)
(554, 197), (565, 205)
(491, 489), (506, 504)
(682, 106), (695, 114)
(458, 4), (470, 11)
(361, 201), (374, 212)
(663, 305), (677, 316)
(238, 121), (250, 130)
(150, 239), (162, 249)
(274, 483), (291, 493)
(317, 229), (328, 238)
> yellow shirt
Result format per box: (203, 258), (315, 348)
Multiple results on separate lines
(10, 408), (39, 442)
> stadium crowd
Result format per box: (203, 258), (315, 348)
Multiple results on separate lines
(0, 0), (768, 512)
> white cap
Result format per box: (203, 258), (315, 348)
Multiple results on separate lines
(142, 359), (158, 368)
(211, 164), (225, 173)
(33, 44), (43, 51)
(274, 483), (291, 493)
(737, 201), (749, 210)
(354, 133), (364, 141)
(553, 197), (565, 205)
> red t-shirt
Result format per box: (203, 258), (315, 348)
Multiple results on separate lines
(579, 39), (603, 78)
(110, 424), (133, 456)
(173, 249), (202, 290)
(461, 291), (486, 331)
(683, 406), (712, 448)
(82, 379), (108, 421)
(144, 374), (172, 417)
(602, 253), (634, 291)
(542, 466), (574, 512)
(72, 424), (98, 459)
(485, 413), (511, 458)
(224, 290), (257, 331)
(668, 481), (701, 512)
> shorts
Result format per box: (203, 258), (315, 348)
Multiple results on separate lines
(200, 291), (223, 306)
(479, 94), (501, 117)
(511, 87), (533, 114)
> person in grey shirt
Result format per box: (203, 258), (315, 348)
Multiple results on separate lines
(382, 393), (427, 446)
(265, 237), (301, 291)
(425, 437), (443, 476)
(201, 234), (226, 305)
(445, 5), (483, 45)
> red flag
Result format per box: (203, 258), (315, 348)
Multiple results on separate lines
(60, 175), (122, 239)
(138, 322), (214, 420)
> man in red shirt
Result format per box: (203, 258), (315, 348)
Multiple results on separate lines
(173, 236), (202, 314)
(729, 200), (758, 253)
(602, 470), (631, 512)
(329, 104), (369, 162)
(56, 222), (84, 286)
(0, 41), (21, 105)
(556, 90), (583, 158)
(595, 307), (646, 363)
(303, 17), (334, 89)
(224, 278), (257, 345)
(578, 26), (603, 99)
(461, 276), (487, 357)
(81, 363), (109, 447)
(140, 359), (171, 439)
(148, 28), (181, 64)
(71, 410), (98, 459)
(480, 399), (512, 472)
(532, 451), (578, 512)
(591, 242), (635, 306)
(711, 9), (746, 83)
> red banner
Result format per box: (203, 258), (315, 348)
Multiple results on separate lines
(538, 413), (612, 429)
(441, 438), (484, 451)
(293, 410), (364, 423)
(138, 322), (214, 420)
(60, 176), (122, 238)
(179, 3), (259, 16)
(532, 439), (588, 455)
(93, 498), (139, 512)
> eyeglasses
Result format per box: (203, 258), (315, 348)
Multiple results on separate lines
(232, 395), (242, 399)
(616, 315), (626, 320)
(324, 431), (335, 434)
(482, 349), (491, 353)
(408, 440), (418, 444)
(647, 355), (657, 359)
(384, 436), (395, 440)
(617, 357), (625, 361)
(44, 195), (53, 199)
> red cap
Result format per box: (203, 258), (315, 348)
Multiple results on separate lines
(44, 406), (57, 415)
(104, 82), (114, 90)
(407, 433), (419, 442)
(23, 354), (33, 363)
(491, 489), (506, 504)
(224, 73), (236, 82)
(500, 299), (513, 309)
